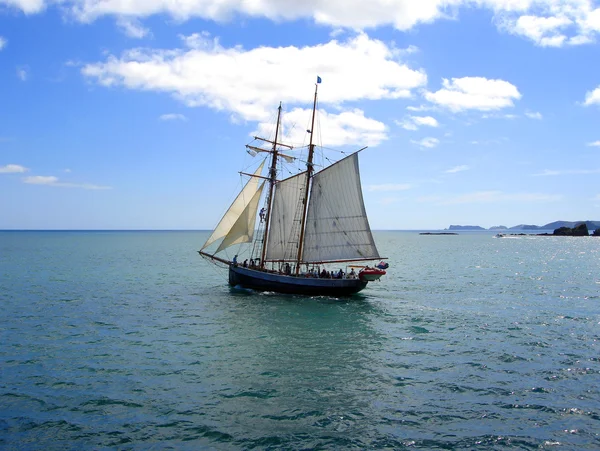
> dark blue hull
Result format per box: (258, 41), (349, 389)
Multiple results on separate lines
(229, 266), (368, 296)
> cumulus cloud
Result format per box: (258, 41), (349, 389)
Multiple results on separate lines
(0, 164), (28, 173)
(525, 111), (542, 119)
(584, 85), (600, 106)
(254, 107), (388, 148)
(411, 137), (439, 148)
(5, 0), (600, 47)
(116, 16), (150, 38)
(160, 113), (188, 121)
(500, 14), (572, 47)
(587, 140), (600, 147)
(397, 115), (439, 130)
(425, 77), (521, 112)
(23, 175), (111, 189)
(0, 37), (6, 50)
(83, 33), (424, 146)
(0, 0), (47, 14)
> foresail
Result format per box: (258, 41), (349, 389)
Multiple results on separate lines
(215, 181), (265, 253)
(302, 153), (380, 263)
(201, 161), (265, 251)
(264, 171), (308, 261)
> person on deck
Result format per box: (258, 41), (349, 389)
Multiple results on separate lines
(259, 208), (266, 222)
(232, 255), (238, 266)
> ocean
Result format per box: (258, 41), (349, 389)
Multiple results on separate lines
(1, 230), (599, 450)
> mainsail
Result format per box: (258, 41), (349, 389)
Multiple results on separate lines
(302, 153), (380, 263)
(264, 171), (308, 261)
(201, 161), (265, 252)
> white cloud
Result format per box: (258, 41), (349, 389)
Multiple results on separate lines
(23, 175), (111, 189)
(116, 16), (150, 38)
(481, 112), (519, 119)
(255, 107), (387, 147)
(65, 0), (600, 48)
(0, 164), (28, 173)
(406, 105), (431, 112)
(501, 14), (571, 47)
(425, 77), (521, 112)
(179, 31), (213, 49)
(397, 115), (439, 130)
(69, 0), (454, 28)
(413, 116), (439, 127)
(4, 0), (600, 48)
(160, 113), (188, 121)
(368, 183), (412, 191)
(83, 33), (424, 145)
(24, 175), (59, 184)
(584, 86), (600, 106)
(0, 0), (47, 14)
(16, 66), (29, 81)
(445, 165), (469, 173)
(411, 137), (439, 148)
(0, 37), (6, 50)
(525, 111), (542, 119)
(587, 140), (600, 147)
(83, 33), (426, 120)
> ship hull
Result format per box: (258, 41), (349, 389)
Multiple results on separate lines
(229, 266), (368, 296)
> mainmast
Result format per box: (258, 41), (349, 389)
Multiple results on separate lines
(295, 80), (319, 274)
(260, 103), (282, 268)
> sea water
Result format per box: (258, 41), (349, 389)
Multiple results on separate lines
(1, 231), (599, 449)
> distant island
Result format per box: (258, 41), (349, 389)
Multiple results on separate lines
(447, 220), (600, 231)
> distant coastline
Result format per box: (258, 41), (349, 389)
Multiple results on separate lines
(447, 220), (600, 231)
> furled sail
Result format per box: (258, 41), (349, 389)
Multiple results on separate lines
(264, 171), (308, 261)
(301, 153), (380, 263)
(215, 181), (265, 253)
(201, 161), (265, 251)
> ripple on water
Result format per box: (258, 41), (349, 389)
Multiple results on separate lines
(2, 231), (600, 449)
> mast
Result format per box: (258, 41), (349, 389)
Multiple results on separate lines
(295, 81), (319, 274)
(260, 102), (282, 268)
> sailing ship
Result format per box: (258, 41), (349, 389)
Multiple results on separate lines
(199, 79), (387, 296)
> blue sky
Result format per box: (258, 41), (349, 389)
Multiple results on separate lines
(1, 0), (599, 230)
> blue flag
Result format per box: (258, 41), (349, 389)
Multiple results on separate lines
(317, 76), (322, 84)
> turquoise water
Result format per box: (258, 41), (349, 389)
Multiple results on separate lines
(1, 231), (599, 449)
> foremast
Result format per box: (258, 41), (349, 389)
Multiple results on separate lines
(295, 81), (319, 274)
(259, 103), (283, 269)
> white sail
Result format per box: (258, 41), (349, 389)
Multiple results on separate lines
(302, 153), (380, 263)
(201, 161), (265, 251)
(264, 171), (308, 261)
(215, 181), (265, 253)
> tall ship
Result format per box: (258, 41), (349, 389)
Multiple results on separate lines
(199, 79), (387, 296)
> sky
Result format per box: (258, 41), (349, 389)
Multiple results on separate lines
(1, 0), (600, 230)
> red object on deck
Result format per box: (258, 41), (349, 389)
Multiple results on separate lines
(359, 268), (386, 282)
